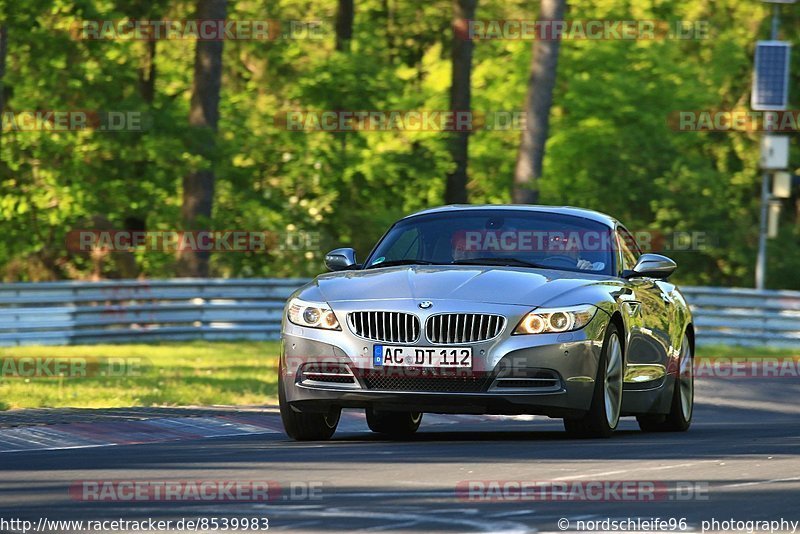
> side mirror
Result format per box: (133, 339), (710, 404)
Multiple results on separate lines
(624, 253), (677, 279)
(324, 248), (358, 271)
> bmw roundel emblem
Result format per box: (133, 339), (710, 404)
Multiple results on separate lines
(418, 301), (433, 309)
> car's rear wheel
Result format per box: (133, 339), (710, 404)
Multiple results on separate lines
(279, 379), (341, 441)
(366, 409), (423, 437)
(637, 333), (693, 432)
(564, 323), (624, 438)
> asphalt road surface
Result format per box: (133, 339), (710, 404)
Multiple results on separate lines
(1, 374), (799, 534)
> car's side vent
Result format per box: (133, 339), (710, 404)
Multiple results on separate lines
(425, 313), (506, 344)
(347, 311), (421, 343)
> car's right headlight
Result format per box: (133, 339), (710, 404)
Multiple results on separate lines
(287, 298), (341, 330)
(513, 305), (597, 335)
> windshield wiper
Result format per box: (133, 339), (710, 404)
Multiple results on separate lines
(366, 259), (440, 269)
(451, 257), (548, 269)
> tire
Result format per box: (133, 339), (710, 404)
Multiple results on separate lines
(279, 378), (340, 441)
(637, 334), (693, 433)
(564, 323), (624, 439)
(366, 409), (423, 438)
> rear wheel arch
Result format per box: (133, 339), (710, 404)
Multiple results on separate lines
(684, 323), (695, 354)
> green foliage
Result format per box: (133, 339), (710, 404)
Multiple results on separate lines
(0, 0), (798, 288)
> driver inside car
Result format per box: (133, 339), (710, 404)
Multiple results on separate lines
(548, 234), (605, 271)
(450, 229), (604, 271)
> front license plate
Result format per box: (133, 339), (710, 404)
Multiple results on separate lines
(373, 346), (473, 368)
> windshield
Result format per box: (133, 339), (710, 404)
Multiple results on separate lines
(365, 210), (615, 275)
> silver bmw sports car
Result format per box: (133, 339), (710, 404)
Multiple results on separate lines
(279, 205), (694, 440)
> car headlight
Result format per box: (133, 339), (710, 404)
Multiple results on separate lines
(513, 305), (597, 335)
(287, 298), (341, 330)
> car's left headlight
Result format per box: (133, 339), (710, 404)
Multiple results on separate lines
(513, 305), (597, 335)
(287, 298), (341, 330)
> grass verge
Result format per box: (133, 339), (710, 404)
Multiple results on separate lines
(0, 342), (796, 411)
(696, 345), (799, 359)
(0, 341), (280, 410)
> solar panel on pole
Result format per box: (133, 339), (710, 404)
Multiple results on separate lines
(751, 41), (791, 111)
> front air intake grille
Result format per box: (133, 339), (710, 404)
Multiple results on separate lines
(361, 371), (491, 393)
(491, 369), (562, 392)
(299, 363), (357, 386)
(347, 311), (420, 343)
(425, 313), (506, 344)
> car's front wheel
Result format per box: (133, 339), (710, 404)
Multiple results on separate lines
(637, 333), (693, 432)
(279, 379), (341, 441)
(366, 409), (422, 438)
(564, 323), (624, 438)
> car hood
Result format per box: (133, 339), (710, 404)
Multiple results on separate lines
(306, 265), (615, 307)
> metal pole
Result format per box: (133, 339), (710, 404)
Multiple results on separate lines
(771, 4), (780, 40)
(755, 4), (781, 289)
(755, 172), (770, 290)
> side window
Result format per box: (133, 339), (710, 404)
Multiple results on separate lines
(616, 228), (639, 273)
(381, 228), (420, 261)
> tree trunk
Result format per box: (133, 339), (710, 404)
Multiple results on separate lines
(0, 24), (7, 154)
(138, 40), (157, 104)
(512, 0), (566, 205)
(381, 0), (395, 61)
(177, 0), (227, 277)
(334, 0), (355, 199)
(335, 0), (355, 52)
(444, 0), (477, 205)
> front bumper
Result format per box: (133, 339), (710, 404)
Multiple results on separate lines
(280, 302), (610, 418)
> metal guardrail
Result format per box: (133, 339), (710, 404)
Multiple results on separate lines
(680, 286), (800, 347)
(0, 280), (798, 347)
(0, 279), (307, 346)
